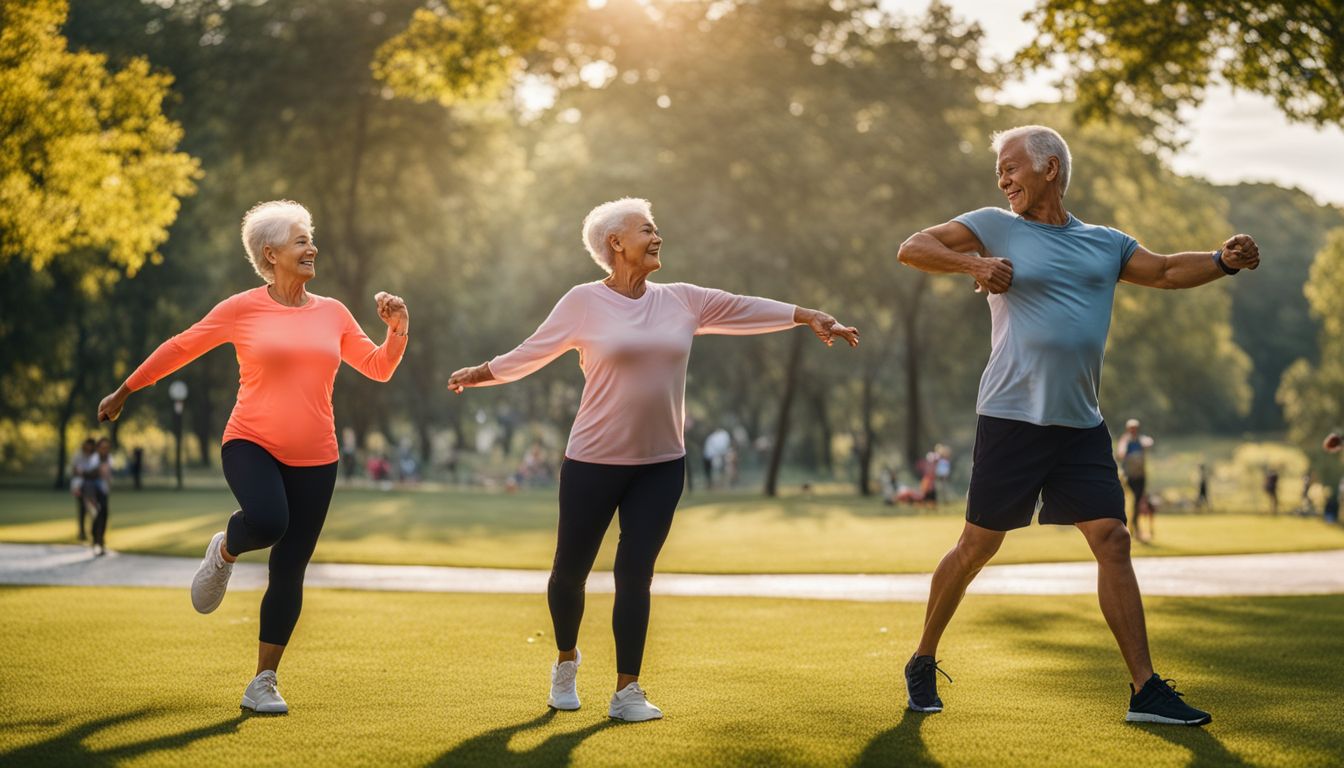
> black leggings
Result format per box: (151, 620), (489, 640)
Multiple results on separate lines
(549, 456), (685, 676)
(221, 440), (338, 646)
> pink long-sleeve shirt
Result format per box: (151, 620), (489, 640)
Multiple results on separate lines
(124, 286), (406, 466)
(487, 281), (798, 465)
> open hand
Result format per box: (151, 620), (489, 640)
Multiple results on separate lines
(972, 257), (1013, 294)
(1221, 234), (1259, 271)
(375, 291), (409, 334)
(801, 309), (859, 348)
(447, 363), (495, 394)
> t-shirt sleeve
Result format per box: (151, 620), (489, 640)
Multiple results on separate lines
(124, 294), (237, 391)
(951, 207), (1014, 257)
(1113, 228), (1140, 280)
(486, 286), (587, 384)
(678, 283), (798, 336)
(338, 301), (407, 382)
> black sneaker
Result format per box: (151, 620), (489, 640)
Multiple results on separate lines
(1126, 674), (1212, 725)
(905, 654), (951, 713)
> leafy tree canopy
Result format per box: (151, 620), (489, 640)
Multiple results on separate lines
(0, 0), (198, 284)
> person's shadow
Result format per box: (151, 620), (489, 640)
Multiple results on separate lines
(852, 710), (942, 768)
(0, 709), (248, 766)
(426, 709), (616, 767)
(1133, 724), (1253, 768)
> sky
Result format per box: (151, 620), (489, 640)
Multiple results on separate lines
(881, 0), (1344, 208)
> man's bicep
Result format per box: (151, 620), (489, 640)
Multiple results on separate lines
(923, 220), (985, 254)
(1118, 245), (1166, 287)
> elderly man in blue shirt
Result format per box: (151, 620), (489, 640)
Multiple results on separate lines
(896, 124), (1259, 726)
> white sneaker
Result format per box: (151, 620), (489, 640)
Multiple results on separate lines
(608, 682), (663, 722)
(548, 650), (581, 710)
(241, 670), (288, 714)
(191, 531), (233, 614)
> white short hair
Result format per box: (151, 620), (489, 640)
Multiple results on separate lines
(581, 197), (653, 274)
(241, 200), (313, 283)
(991, 125), (1072, 196)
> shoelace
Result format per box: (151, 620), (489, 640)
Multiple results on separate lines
(917, 659), (953, 684)
(554, 663), (577, 686)
(1159, 678), (1184, 699)
(256, 675), (279, 696)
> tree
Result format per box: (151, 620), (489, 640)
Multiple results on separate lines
(1219, 184), (1344, 430)
(373, 0), (576, 105)
(1016, 0), (1344, 140)
(0, 0), (198, 276)
(0, 0), (198, 486)
(1279, 228), (1344, 481)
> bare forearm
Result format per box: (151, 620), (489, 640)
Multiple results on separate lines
(1152, 250), (1226, 289)
(897, 232), (982, 275)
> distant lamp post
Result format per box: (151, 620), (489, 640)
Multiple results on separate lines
(169, 380), (189, 490)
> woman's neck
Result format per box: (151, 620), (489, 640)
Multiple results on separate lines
(603, 267), (650, 299)
(268, 276), (309, 307)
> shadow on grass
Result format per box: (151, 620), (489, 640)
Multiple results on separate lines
(0, 708), (247, 766)
(1134, 724), (1253, 768)
(853, 709), (942, 768)
(426, 709), (615, 767)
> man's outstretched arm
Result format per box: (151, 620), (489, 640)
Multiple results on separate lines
(1121, 234), (1260, 289)
(898, 221), (1014, 294)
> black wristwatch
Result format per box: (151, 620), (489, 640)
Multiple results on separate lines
(1212, 249), (1239, 275)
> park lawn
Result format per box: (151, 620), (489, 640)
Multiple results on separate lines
(1, 586), (1340, 767)
(2, 487), (1343, 574)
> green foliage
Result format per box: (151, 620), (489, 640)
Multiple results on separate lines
(0, 0), (198, 279)
(372, 0), (576, 105)
(1017, 0), (1344, 140)
(1279, 228), (1344, 479)
(1219, 184), (1344, 429)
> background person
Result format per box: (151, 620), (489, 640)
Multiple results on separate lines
(1115, 418), (1154, 539)
(69, 437), (97, 541)
(96, 199), (409, 715)
(447, 197), (858, 722)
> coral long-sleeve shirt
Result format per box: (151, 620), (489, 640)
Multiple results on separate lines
(487, 281), (798, 465)
(125, 286), (406, 466)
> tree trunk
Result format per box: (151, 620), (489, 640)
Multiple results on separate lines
(857, 367), (876, 496)
(53, 304), (88, 490)
(811, 389), (833, 474)
(900, 273), (930, 470)
(764, 332), (805, 497)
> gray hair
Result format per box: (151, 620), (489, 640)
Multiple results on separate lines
(581, 197), (653, 274)
(990, 125), (1072, 196)
(241, 200), (313, 283)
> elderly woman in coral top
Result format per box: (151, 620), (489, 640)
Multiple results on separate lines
(97, 200), (409, 714)
(448, 198), (859, 721)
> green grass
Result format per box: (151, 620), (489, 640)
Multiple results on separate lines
(1, 586), (1340, 766)
(3, 486), (1343, 574)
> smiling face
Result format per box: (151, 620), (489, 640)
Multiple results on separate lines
(608, 212), (663, 275)
(996, 136), (1060, 217)
(265, 222), (317, 283)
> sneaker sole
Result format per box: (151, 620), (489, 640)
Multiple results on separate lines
(241, 698), (288, 715)
(907, 699), (943, 713)
(1125, 711), (1211, 726)
(548, 700), (581, 711)
(608, 712), (663, 722)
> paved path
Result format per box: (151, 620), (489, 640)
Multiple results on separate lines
(3, 543), (1342, 601)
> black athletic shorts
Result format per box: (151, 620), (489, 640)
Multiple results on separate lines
(965, 415), (1126, 532)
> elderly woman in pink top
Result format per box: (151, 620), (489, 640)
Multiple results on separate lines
(96, 200), (409, 715)
(448, 197), (858, 721)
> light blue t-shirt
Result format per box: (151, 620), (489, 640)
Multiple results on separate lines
(953, 206), (1139, 428)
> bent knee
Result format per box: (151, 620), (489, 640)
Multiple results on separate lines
(1094, 524), (1132, 561)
